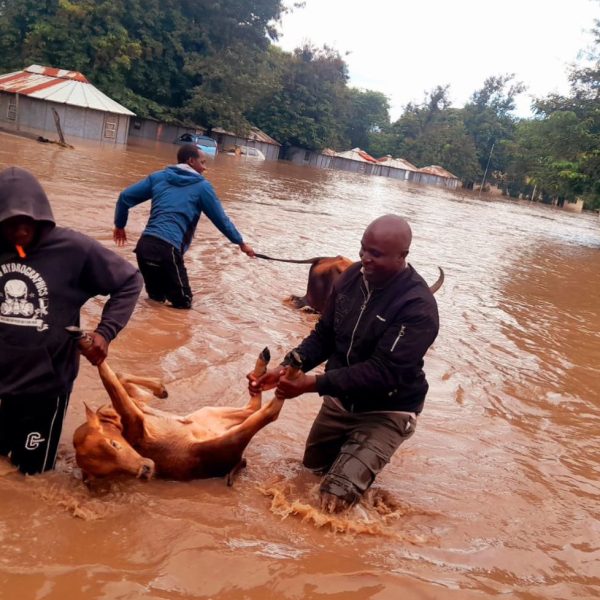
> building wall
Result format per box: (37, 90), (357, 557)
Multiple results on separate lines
(286, 146), (332, 168)
(0, 93), (129, 144)
(128, 120), (282, 160)
(379, 165), (411, 180)
(128, 119), (197, 144)
(411, 172), (460, 189)
(562, 199), (584, 213)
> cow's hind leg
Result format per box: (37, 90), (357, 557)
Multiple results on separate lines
(221, 396), (285, 450)
(244, 347), (271, 412)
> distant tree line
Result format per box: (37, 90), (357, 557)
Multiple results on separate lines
(0, 0), (598, 209)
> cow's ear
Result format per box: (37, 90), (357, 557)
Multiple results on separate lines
(84, 403), (101, 429)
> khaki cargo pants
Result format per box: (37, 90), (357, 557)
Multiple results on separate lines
(303, 396), (417, 507)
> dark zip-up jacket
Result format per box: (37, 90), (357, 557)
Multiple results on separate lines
(288, 262), (439, 413)
(0, 167), (142, 397)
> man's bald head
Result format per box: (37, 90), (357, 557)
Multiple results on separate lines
(360, 215), (412, 285)
(366, 215), (412, 251)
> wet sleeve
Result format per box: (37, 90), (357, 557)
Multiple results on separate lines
(80, 239), (143, 342)
(197, 181), (243, 245)
(114, 176), (153, 228)
(315, 300), (439, 397)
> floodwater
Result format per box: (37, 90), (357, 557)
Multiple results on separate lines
(0, 132), (599, 600)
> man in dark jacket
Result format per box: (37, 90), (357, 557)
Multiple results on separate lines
(249, 215), (439, 513)
(0, 167), (142, 475)
(113, 144), (255, 309)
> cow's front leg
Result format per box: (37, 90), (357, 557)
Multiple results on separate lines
(226, 458), (247, 486)
(67, 326), (148, 444)
(97, 362), (146, 444)
(116, 373), (168, 399)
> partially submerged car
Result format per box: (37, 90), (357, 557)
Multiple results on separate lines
(174, 133), (218, 157)
(225, 145), (266, 160)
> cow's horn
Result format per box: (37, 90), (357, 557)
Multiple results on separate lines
(429, 267), (445, 294)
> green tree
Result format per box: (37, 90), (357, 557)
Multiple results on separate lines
(383, 86), (480, 182)
(505, 15), (600, 208)
(249, 44), (350, 151)
(462, 74), (525, 186)
(0, 0), (286, 124)
(344, 88), (390, 152)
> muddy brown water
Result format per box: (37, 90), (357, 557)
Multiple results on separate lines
(0, 132), (599, 600)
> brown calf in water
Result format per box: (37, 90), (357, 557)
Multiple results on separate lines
(257, 254), (445, 313)
(73, 339), (299, 482)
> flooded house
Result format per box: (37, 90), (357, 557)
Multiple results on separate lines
(376, 155), (418, 181)
(128, 116), (206, 145)
(411, 165), (460, 189)
(0, 64), (134, 144)
(211, 126), (281, 160)
(330, 147), (382, 175)
(285, 146), (336, 168)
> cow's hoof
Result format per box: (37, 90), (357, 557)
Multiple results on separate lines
(286, 295), (307, 309)
(226, 458), (247, 487)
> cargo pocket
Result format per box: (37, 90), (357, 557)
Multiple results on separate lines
(321, 431), (391, 501)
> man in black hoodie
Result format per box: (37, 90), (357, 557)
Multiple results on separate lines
(0, 167), (143, 475)
(249, 215), (440, 513)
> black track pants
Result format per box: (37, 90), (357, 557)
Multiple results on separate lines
(0, 391), (71, 474)
(135, 235), (192, 309)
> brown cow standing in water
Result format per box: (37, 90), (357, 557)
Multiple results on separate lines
(72, 333), (300, 482)
(288, 256), (354, 313)
(257, 254), (444, 313)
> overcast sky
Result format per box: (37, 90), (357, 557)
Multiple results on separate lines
(275, 0), (598, 119)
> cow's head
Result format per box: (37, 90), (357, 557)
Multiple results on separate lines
(73, 404), (155, 482)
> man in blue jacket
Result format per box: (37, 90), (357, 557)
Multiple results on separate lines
(114, 144), (255, 309)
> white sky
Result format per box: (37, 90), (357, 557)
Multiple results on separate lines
(275, 0), (598, 119)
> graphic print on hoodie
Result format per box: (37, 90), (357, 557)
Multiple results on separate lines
(0, 260), (50, 330)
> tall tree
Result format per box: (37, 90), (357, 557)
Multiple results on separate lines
(381, 86), (480, 182)
(249, 44), (350, 151)
(0, 0), (286, 124)
(462, 74), (525, 186)
(505, 15), (600, 208)
(344, 88), (390, 151)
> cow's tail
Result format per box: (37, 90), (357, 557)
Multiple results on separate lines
(254, 253), (326, 265)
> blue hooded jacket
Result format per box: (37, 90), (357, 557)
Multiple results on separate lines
(115, 166), (243, 254)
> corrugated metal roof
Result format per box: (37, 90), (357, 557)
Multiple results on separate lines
(335, 147), (378, 163)
(417, 165), (458, 179)
(377, 155), (418, 171)
(211, 126), (281, 146)
(0, 65), (135, 116)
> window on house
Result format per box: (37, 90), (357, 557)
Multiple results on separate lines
(103, 119), (117, 139)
